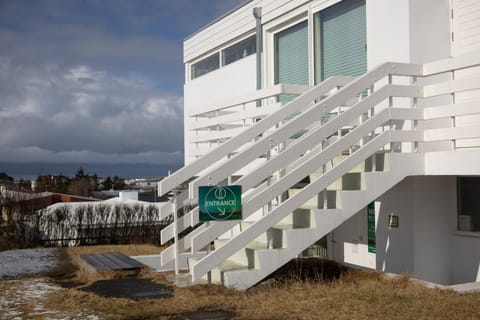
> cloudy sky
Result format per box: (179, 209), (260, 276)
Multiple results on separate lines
(0, 0), (244, 169)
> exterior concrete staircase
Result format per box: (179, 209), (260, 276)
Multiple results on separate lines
(189, 152), (422, 290)
(147, 52), (480, 290)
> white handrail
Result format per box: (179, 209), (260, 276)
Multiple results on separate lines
(162, 87), (383, 246)
(159, 63), (419, 259)
(157, 79), (352, 246)
(183, 86), (415, 249)
(422, 50), (480, 75)
(159, 76), (354, 195)
(166, 52), (480, 199)
(192, 133), (392, 281)
(188, 63), (420, 199)
(190, 52), (480, 280)
(157, 78), (354, 245)
(161, 52), (480, 273)
(188, 105), (397, 251)
(188, 84), (309, 117)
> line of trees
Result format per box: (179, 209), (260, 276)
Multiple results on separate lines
(0, 191), (44, 250)
(0, 172), (14, 182)
(0, 168), (165, 251)
(34, 167), (126, 196)
(39, 203), (171, 247)
(1, 190), (171, 249)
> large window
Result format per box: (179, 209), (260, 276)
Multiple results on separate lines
(274, 20), (308, 102)
(191, 35), (256, 80)
(274, 20), (309, 86)
(222, 35), (256, 66)
(191, 53), (220, 79)
(314, 0), (366, 84)
(457, 177), (480, 232)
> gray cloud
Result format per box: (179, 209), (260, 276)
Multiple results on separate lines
(0, 59), (183, 163)
(0, 0), (245, 167)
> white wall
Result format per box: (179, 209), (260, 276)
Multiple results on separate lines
(332, 154), (480, 286)
(366, 0), (411, 68)
(411, 176), (454, 286)
(375, 176), (473, 286)
(366, 0), (450, 67)
(332, 207), (376, 269)
(184, 55), (256, 164)
(376, 176), (456, 285)
(452, 0), (480, 56)
(182, 0), (480, 285)
(409, 0), (451, 64)
(184, 0), (314, 63)
(376, 178), (415, 275)
(335, 176), (461, 285)
(119, 191), (139, 201)
(451, 235), (480, 284)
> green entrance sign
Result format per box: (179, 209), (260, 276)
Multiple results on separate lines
(199, 185), (242, 221)
(367, 202), (376, 253)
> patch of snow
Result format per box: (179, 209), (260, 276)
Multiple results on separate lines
(0, 248), (61, 279)
(0, 278), (101, 320)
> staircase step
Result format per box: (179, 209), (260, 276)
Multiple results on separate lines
(189, 256), (251, 286)
(320, 153), (387, 173)
(240, 221), (268, 243)
(215, 239), (267, 268)
(288, 189), (340, 209)
(211, 260), (251, 285)
(310, 172), (364, 191)
(168, 273), (208, 287)
(241, 220), (309, 251)
(221, 248), (288, 290)
(278, 208), (312, 227)
(185, 151), (418, 290)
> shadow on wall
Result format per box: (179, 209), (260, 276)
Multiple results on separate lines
(376, 176), (480, 285)
(451, 235), (480, 284)
(376, 178), (414, 277)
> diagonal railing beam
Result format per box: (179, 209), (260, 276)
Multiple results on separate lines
(159, 76), (354, 195)
(188, 63), (421, 200)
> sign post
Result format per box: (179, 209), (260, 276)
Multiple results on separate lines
(173, 192), (179, 275)
(199, 185), (242, 221)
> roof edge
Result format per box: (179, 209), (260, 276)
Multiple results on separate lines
(184, 0), (254, 42)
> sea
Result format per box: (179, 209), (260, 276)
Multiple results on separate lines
(0, 162), (183, 181)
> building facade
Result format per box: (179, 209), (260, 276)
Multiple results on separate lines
(154, 0), (480, 289)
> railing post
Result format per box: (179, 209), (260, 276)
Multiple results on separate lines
(254, 7), (263, 108)
(412, 76), (418, 153)
(227, 156), (235, 240)
(388, 74), (394, 153)
(204, 178), (212, 284)
(369, 84), (376, 171)
(172, 190), (180, 276)
(451, 70), (457, 150)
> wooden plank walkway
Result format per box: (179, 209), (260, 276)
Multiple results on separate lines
(78, 252), (146, 274)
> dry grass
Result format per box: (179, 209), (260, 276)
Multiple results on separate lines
(52, 243), (165, 284)
(42, 246), (480, 320)
(66, 243), (164, 258)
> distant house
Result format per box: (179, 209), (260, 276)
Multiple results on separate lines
(1, 189), (98, 224)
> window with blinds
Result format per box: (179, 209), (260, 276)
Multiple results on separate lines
(315, 0), (366, 83)
(274, 20), (308, 85)
(274, 20), (308, 101)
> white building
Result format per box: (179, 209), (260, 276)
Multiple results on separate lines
(151, 0), (480, 290)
